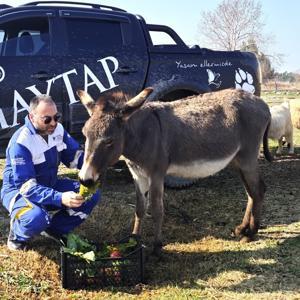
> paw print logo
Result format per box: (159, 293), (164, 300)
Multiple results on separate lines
(0, 66), (5, 82)
(235, 68), (255, 94)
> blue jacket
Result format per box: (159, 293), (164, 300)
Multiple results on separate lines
(1, 116), (84, 209)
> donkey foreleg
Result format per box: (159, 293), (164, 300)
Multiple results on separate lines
(149, 175), (165, 255)
(286, 129), (294, 154)
(126, 160), (150, 237)
(132, 176), (149, 236)
(276, 137), (284, 155)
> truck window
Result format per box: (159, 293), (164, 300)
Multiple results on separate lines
(0, 30), (4, 54)
(64, 18), (123, 56)
(0, 17), (50, 56)
(150, 31), (176, 46)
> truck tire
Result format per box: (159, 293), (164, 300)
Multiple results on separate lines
(146, 76), (206, 102)
(164, 175), (198, 189)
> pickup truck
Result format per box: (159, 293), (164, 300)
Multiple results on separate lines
(0, 1), (261, 185)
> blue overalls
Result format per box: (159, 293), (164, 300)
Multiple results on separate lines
(1, 116), (100, 242)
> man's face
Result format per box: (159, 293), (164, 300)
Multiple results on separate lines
(29, 101), (59, 135)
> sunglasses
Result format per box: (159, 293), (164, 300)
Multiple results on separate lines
(36, 113), (61, 124)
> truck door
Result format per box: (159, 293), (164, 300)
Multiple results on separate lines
(58, 10), (148, 140)
(0, 10), (63, 156)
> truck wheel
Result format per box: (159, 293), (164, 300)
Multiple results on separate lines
(164, 175), (198, 189)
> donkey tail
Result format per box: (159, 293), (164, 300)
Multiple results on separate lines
(263, 121), (273, 162)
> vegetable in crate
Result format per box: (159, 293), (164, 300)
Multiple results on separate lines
(63, 233), (97, 262)
(94, 237), (138, 259)
(79, 183), (99, 200)
(63, 233), (138, 262)
(62, 234), (141, 286)
(110, 248), (122, 258)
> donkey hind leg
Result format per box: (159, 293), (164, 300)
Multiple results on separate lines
(132, 175), (149, 237)
(149, 175), (165, 256)
(235, 168), (266, 242)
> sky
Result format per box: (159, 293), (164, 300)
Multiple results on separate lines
(2, 0), (300, 73)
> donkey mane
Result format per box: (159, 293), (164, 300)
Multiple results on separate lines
(90, 91), (134, 120)
(96, 90), (130, 106)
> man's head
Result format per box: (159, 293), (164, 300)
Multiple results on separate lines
(28, 95), (61, 135)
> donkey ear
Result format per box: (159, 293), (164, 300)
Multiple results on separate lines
(126, 87), (153, 108)
(121, 87), (153, 120)
(76, 90), (95, 116)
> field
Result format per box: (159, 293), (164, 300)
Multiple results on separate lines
(0, 92), (299, 299)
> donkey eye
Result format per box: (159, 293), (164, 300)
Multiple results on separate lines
(104, 138), (114, 147)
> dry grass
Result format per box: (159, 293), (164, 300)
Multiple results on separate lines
(0, 93), (300, 299)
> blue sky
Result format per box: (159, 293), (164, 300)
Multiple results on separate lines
(3, 0), (300, 73)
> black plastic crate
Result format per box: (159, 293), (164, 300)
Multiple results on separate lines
(60, 238), (145, 289)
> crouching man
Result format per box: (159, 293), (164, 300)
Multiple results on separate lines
(1, 95), (100, 251)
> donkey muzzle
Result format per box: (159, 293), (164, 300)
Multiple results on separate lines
(79, 178), (96, 188)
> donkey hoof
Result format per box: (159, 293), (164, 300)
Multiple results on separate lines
(129, 233), (142, 243)
(231, 228), (241, 238)
(152, 242), (163, 257)
(240, 235), (253, 243)
(233, 225), (246, 237)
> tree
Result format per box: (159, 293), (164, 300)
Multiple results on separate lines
(275, 71), (296, 83)
(259, 53), (275, 81)
(198, 0), (265, 51)
(241, 39), (275, 82)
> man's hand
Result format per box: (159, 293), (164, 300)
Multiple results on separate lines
(62, 191), (85, 208)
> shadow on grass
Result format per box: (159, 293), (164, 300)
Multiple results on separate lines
(145, 234), (300, 294)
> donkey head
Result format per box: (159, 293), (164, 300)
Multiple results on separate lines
(77, 88), (153, 187)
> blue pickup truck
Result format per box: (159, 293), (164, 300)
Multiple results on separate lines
(0, 1), (261, 163)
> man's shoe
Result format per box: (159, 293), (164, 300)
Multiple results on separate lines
(7, 231), (27, 251)
(40, 229), (66, 246)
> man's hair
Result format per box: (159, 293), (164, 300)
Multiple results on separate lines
(29, 95), (56, 112)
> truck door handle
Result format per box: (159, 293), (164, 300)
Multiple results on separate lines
(116, 66), (137, 74)
(31, 71), (54, 80)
